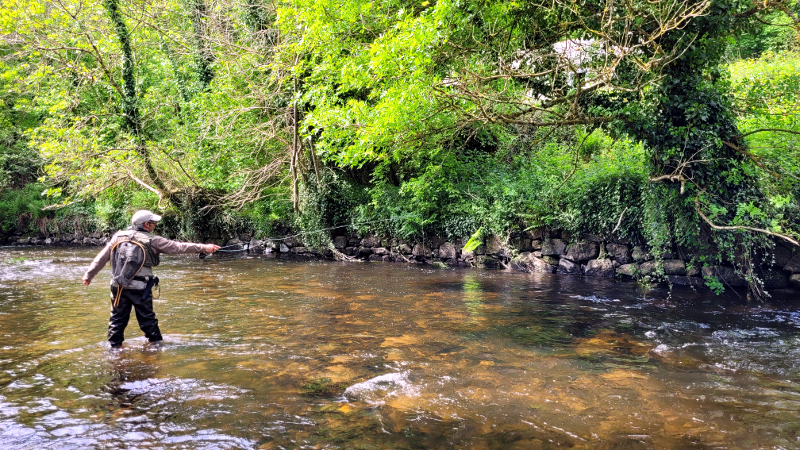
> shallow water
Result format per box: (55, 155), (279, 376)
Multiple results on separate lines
(1, 247), (799, 449)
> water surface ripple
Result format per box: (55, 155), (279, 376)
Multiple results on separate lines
(1, 247), (799, 448)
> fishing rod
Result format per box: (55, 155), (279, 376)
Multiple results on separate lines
(199, 213), (419, 259)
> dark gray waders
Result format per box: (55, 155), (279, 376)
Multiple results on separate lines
(108, 277), (162, 347)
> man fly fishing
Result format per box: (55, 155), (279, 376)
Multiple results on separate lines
(82, 210), (221, 348)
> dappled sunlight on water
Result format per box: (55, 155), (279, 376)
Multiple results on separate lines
(1, 247), (800, 448)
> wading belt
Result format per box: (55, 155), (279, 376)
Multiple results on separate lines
(110, 239), (146, 307)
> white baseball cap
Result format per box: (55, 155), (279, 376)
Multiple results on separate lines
(131, 210), (163, 225)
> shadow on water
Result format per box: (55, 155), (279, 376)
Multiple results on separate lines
(1, 247), (800, 448)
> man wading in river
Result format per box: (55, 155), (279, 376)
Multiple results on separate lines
(82, 210), (221, 348)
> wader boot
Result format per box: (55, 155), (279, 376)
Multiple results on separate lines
(108, 283), (163, 347)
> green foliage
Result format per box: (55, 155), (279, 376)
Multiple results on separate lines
(729, 51), (800, 206)
(723, 11), (798, 61)
(0, 0), (796, 303)
(705, 275), (726, 295)
(462, 228), (484, 252)
(0, 183), (48, 232)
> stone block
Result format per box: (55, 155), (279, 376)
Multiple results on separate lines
(525, 228), (545, 240)
(333, 235), (347, 250)
(702, 266), (747, 287)
(605, 243), (630, 264)
(373, 247), (389, 256)
(439, 242), (457, 260)
(564, 241), (599, 262)
(361, 235), (381, 247)
(762, 270), (789, 289)
(541, 255), (559, 266)
(784, 253), (800, 273)
(639, 261), (658, 276)
(790, 274), (800, 288)
(584, 259), (615, 278)
(667, 276), (704, 287)
(486, 235), (505, 256)
(632, 246), (652, 263)
(412, 243), (432, 258)
(662, 259), (686, 276)
(541, 238), (567, 256)
(283, 236), (300, 247)
(557, 258), (581, 274)
(772, 244), (793, 267)
(617, 263), (638, 278)
(509, 252), (556, 273)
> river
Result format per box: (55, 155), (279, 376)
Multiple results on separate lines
(1, 246), (799, 448)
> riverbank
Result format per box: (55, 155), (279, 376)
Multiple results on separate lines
(5, 227), (800, 296)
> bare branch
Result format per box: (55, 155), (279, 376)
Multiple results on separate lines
(695, 196), (800, 247)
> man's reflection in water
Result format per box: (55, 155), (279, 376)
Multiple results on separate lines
(103, 342), (162, 409)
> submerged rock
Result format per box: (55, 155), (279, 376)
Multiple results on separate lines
(343, 371), (417, 405)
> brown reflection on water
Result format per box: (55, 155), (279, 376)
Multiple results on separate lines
(1, 248), (800, 448)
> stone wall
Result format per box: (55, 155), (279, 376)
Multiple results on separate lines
(1, 232), (110, 247)
(6, 228), (800, 292)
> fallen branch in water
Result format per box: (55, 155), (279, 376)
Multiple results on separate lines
(329, 245), (360, 262)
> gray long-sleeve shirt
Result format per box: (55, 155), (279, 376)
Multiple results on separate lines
(84, 232), (207, 283)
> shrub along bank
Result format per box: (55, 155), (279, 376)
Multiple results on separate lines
(5, 125), (799, 297)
